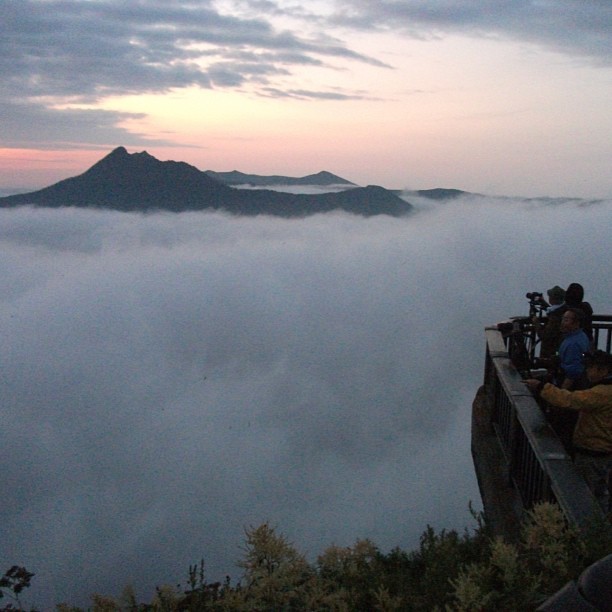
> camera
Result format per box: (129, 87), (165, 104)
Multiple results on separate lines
(526, 291), (543, 302)
(526, 291), (549, 314)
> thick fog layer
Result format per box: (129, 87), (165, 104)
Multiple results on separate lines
(2, 195), (611, 607)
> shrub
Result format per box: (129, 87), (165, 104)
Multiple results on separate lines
(9, 502), (612, 611)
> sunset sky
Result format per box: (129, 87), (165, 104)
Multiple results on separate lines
(1, 0), (611, 198)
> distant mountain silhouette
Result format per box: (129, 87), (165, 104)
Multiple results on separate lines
(206, 169), (355, 187)
(0, 147), (412, 217)
(414, 188), (471, 200)
(389, 187), (482, 200)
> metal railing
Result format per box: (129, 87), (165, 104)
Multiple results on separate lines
(593, 315), (612, 353)
(482, 317), (612, 528)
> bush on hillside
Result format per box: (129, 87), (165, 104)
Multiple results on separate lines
(8, 502), (612, 611)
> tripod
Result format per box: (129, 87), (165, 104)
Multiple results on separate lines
(501, 295), (547, 376)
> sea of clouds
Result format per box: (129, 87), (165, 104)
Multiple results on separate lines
(1, 193), (611, 607)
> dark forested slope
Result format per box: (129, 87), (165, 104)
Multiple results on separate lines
(0, 147), (412, 217)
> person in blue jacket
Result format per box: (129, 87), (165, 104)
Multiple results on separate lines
(543, 307), (592, 452)
(557, 307), (591, 390)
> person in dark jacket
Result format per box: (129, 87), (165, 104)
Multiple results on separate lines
(565, 282), (594, 342)
(537, 284), (566, 359)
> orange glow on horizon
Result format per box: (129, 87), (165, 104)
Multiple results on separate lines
(0, 148), (107, 189)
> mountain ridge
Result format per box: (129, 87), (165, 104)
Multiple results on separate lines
(0, 147), (413, 217)
(206, 169), (355, 187)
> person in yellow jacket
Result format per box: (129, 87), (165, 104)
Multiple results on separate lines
(524, 350), (612, 513)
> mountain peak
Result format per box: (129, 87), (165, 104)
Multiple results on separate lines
(0, 147), (413, 216)
(306, 171), (354, 185)
(99, 147), (155, 165)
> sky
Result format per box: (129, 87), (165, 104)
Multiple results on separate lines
(1, 0), (611, 198)
(2, 193), (611, 608)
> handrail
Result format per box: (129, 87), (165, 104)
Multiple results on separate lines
(482, 324), (607, 528)
(592, 314), (612, 352)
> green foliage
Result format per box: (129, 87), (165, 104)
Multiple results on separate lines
(178, 559), (228, 610)
(10, 502), (612, 611)
(233, 522), (315, 610)
(0, 566), (36, 612)
(450, 502), (612, 611)
(401, 522), (491, 610)
(315, 538), (386, 610)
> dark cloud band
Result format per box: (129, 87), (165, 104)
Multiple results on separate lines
(2, 0), (608, 151)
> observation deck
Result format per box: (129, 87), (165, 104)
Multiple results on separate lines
(471, 314), (612, 540)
